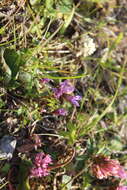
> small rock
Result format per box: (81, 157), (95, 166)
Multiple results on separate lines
(0, 135), (17, 160)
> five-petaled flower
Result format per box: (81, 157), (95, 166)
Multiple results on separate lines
(30, 152), (52, 178)
(91, 155), (127, 179)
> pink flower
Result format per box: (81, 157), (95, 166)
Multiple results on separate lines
(116, 187), (127, 190)
(30, 152), (52, 178)
(91, 155), (127, 179)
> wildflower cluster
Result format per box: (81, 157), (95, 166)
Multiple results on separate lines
(82, 34), (96, 57)
(53, 80), (82, 107)
(91, 155), (127, 179)
(53, 80), (75, 98)
(30, 152), (52, 178)
(40, 79), (82, 116)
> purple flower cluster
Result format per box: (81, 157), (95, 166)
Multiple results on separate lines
(92, 155), (127, 179)
(53, 80), (82, 107)
(39, 79), (82, 115)
(53, 80), (75, 98)
(65, 95), (82, 107)
(30, 152), (52, 178)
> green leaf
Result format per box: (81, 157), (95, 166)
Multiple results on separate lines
(109, 32), (123, 52)
(62, 175), (72, 190)
(3, 48), (22, 79)
(18, 71), (32, 85)
(109, 136), (123, 151)
(30, 0), (40, 5)
(46, 0), (54, 11)
(1, 163), (10, 173)
(0, 98), (5, 108)
(0, 26), (5, 35)
(17, 160), (31, 190)
(58, 0), (74, 34)
(58, 0), (73, 13)
(60, 6), (75, 34)
(60, 122), (78, 145)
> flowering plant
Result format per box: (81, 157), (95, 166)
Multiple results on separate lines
(91, 155), (127, 179)
(30, 152), (52, 178)
(53, 80), (82, 107)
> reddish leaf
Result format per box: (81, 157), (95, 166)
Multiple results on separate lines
(17, 143), (35, 153)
